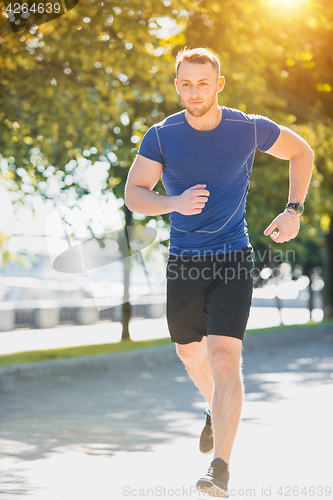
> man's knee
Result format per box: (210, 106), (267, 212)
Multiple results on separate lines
(176, 338), (207, 365)
(207, 337), (242, 378)
(209, 350), (239, 376)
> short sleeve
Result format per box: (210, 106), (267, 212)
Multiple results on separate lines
(253, 115), (281, 152)
(138, 126), (164, 164)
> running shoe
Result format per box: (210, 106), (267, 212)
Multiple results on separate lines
(196, 458), (229, 498)
(199, 408), (213, 454)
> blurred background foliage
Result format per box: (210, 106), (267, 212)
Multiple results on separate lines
(0, 0), (332, 316)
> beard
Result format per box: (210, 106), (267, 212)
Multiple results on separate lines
(182, 94), (216, 117)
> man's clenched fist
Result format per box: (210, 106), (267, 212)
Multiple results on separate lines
(174, 184), (210, 215)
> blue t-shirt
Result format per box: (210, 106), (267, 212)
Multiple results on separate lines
(139, 106), (280, 256)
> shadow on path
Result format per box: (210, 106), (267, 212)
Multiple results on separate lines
(243, 331), (333, 402)
(0, 330), (332, 474)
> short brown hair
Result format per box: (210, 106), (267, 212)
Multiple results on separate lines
(175, 47), (221, 77)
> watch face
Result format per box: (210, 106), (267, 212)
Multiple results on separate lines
(287, 203), (304, 214)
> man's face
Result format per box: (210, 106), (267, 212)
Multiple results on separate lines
(175, 61), (224, 118)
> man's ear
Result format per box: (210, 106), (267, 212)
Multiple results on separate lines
(174, 78), (180, 95)
(217, 76), (225, 93)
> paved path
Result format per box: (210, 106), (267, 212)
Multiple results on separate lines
(0, 330), (332, 499)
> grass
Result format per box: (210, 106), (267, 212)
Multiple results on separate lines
(246, 318), (333, 335)
(0, 337), (171, 368)
(0, 319), (332, 368)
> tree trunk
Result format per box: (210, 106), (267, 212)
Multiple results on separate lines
(121, 206), (132, 340)
(308, 270), (314, 320)
(275, 293), (283, 325)
(323, 218), (333, 319)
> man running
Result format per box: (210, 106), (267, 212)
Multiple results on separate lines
(125, 47), (314, 497)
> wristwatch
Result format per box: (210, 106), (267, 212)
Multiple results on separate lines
(286, 202), (304, 215)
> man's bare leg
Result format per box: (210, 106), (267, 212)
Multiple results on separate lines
(176, 336), (214, 406)
(176, 334), (243, 466)
(207, 335), (244, 465)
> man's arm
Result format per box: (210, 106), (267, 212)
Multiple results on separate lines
(263, 126), (314, 243)
(125, 154), (210, 216)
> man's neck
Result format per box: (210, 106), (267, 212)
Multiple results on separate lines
(185, 105), (222, 131)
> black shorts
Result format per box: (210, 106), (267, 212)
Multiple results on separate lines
(166, 246), (254, 344)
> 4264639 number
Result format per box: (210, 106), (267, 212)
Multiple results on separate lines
(276, 486), (332, 496)
(6, 3), (61, 15)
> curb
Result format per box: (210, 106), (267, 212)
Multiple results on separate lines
(0, 344), (178, 390)
(0, 324), (332, 390)
(243, 323), (333, 351)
